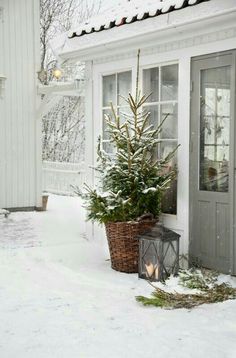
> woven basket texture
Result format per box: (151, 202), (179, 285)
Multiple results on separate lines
(105, 220), (156, 273)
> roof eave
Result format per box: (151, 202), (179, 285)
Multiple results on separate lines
(59, 5), (236, 62)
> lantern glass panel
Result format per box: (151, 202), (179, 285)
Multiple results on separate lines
(162, 239), (179, 277)
(139, 238), (161, 281)
(138, 225), (180, 282)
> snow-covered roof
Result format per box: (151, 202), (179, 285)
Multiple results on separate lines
(56, 0), (236, 61)
(69, 0), (209, 38)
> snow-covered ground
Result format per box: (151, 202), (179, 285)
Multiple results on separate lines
(0, 195), (236, 358)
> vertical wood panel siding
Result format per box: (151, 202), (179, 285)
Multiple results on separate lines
(0, 0), (41, 209)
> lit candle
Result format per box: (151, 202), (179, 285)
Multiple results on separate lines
(155, 265), (159, 280)
(145, 262), (155, 278)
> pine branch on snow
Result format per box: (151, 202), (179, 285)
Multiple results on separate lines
(136, 269), (236, 309)
(136, 283), (236, 309)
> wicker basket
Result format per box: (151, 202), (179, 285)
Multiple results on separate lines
(105, 220), (156, 273)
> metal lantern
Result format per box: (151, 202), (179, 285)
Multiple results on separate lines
(138, 224), (180, 282)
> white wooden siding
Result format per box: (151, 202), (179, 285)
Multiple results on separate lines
(0, 0), (41, 209)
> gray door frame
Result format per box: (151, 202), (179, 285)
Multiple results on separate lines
(189, 50), (236, 274)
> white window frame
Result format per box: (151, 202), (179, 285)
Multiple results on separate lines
(141, 62), (179, 216)
(101, 69), (133, 150)
(141, 62), (179, 141)
(99, 60), (179, 217)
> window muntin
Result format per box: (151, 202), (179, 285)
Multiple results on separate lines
(102, 71), (132, 151)
(143, 64), (179, 215)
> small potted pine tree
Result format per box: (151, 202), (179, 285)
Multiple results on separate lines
(78, 52), (178, 273)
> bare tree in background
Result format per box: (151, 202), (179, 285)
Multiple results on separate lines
(42, 96), (85, 163)
(40, 0), (101, 164)
(40, 0), (101, 78)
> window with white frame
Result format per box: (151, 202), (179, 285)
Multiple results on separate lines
(101, 65), (178, 215)
(102, 71), (132, 153)
(143, 64), (179, 215)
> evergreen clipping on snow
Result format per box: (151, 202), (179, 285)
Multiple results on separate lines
(179, 268), (218, 290)
(77, 51), (178, 224)
(136, 269), (236, 309)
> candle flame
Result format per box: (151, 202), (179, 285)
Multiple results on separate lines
(145, 262), (159, 280)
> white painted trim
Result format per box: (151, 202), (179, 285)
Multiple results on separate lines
(37, 82), (82, 95)
(91, 23), (236, 66)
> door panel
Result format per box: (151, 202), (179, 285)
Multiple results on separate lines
(216, 203), (230, 259)
(190, 52), (235, 273)
(198, 201), (211, 255)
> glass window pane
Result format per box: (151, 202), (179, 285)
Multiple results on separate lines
(159, 141), (178, 215)
(103, 108), (113, 140)
(160, 103), (178, 139)
(103, 74), (116, 107)
(103, 141), (116, 154)
(144, 105), (159, 130)
(162, 180), (177, 215)
(160, 141), (178, 164)
(161, 64), (178, 101)
(217, 88), (230, 117)
(117, 71), (132, 106)
(143, 67), (159, 102)
(200, 66), (230, 192)
(118, 106), (132, 125)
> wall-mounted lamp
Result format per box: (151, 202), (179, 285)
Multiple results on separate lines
(0, 74), (6, 98)
(52, 68), (62, 81)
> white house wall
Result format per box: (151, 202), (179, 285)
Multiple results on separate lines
(0, 0), (41, 209)
(58, 1), (236, 253)
(85, 20), (236, 254)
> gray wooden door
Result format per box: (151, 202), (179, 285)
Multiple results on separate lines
(190, 52), (236, 274)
